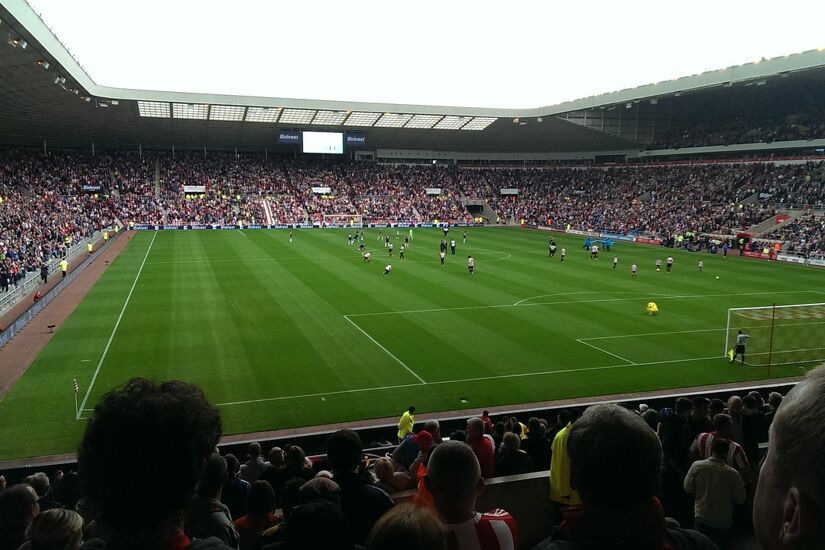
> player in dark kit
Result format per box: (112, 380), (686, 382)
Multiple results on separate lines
(399, 245), (405, 260)
(463, 231), (467, 244)
(440, 240), (448, 253)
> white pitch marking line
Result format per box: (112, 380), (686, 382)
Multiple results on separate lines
(75, 231), (158, 420)
(513, 291), (675, 307)
(580, 320), (825, 341)
(343, 315), (426, 384)
(576, 339), (637, 365)
(237, 229), (248, 237)
(213, 354), (730, 408)
(346, 290), (819, 318)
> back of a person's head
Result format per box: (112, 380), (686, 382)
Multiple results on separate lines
(567, 404), (662, 508)
(366, 502), (446, 550)
(373, 458), (394, 482)
(710, 437), (730, 460)
(20, 508), (83, 550)
(466, 417), (484, 438)
(326, 429), (363, 473)
(755, 365), (825, 547)
(426, 441), (480, 500)
(527, 417), (542, 434)
(501, 432), (520, 451)
(284, 446), (306, 469)
(246, 480), (275, 517)
(247, 442), (261, 459)
(675, 397), (693, 415)
(423, 420), (441, 439)
(298, 477), (341, 506)
(557, 410), (571, 426)
(712, 413), (732, 433)
(78, 378), (222, 533)
(198, 453), (228, 496)
(0, 484), (38, 529)
(24, 473), (49, 498)
(285, 500), (354, 550)
(224, 453), (241, 477)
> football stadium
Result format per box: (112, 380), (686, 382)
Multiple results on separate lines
(1, 1), (825, 548)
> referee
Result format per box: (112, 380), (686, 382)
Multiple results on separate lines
(731, 330), (749, 365)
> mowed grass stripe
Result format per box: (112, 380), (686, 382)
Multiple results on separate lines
(0, 227), (821, 460)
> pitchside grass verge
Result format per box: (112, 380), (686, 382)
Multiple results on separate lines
(0, 227), (823, 460)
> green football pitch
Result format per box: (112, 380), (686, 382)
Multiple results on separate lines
(1, 227), (823, 461)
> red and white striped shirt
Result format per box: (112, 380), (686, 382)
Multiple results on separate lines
(690, 432), (749, 470)
(445, 509), (518, 550)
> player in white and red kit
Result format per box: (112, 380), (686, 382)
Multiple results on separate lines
(426, 441), (519, 550)
(467, 256), (475, 274)
(590, 244), (599, 259)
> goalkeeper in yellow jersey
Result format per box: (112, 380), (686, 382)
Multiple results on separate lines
(646, 302), (659, 316)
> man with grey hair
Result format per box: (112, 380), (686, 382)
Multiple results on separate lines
(538, 404), (715, 549)
(753, 365), (825, 549)
(424, 440), (518, 550)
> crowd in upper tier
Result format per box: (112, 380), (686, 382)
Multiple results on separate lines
(648, 77), (825, 149)
(3, 149), (825, 292)
(2, 367), (824, 550)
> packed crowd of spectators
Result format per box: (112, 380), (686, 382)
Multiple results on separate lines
(764, 214), (825, 257)
(3, 149), (825, 289)
(648, 78), (825, 149)
(3, 369), (824, 550)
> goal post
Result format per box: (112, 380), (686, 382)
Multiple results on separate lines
(321, 214), (363, 228)
(725, 303), (825, 368)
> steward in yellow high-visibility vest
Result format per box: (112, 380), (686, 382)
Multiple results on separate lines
(103, 231), (109, 242)
(59, 259), (68, 278)
(87, 243), (93, 255)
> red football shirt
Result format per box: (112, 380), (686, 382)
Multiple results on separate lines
(445, 509), (518, 550)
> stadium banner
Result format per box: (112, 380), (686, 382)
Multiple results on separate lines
(566, 228), (600, 237)
(248, 224), (262, 229)
(777, 253), (806, 265)
(601, 232), (636, 242)
(345, 132), (366, 146)
(743, 250), (774, 260)
(311, 186), (332, 194)
(810, 258), (825, 267)
(183, 185), (206, 193)
(635, 237), (662, 245)
(425, 188), (442, 195)
(278, 130), (301, 144)
(421, 223), (433, 228)
(500, 188), (519, 195)
(82, 184), (102, 192)
(222, 224), (238, 229)
(189, 224), (208, 230)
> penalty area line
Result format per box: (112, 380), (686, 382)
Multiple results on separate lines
(343, 315), (426, 384)
(576, 339), (637, 364)
(75, 231), (158, 420)
(213, 354), (731, 408)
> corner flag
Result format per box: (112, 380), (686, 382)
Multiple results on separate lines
(727, 349), (735, 361)
(73, 378), (79, 394)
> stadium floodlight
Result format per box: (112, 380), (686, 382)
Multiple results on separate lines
(245, 107), (281, 122)
(434, 116), (473, 130)
(173, 103), (209, 119)
(137, 101), (171, 118)
(311, 111), (349, 125)
(374, 113), (413, 128)
(209, 105), (246, 121)
(343, 112), (381, 126)
(279, 109), (316, 124)
(404, 115), (443, 129)
(460, 117), (497, 131)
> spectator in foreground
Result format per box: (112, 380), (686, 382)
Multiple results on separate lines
(753, 365), (825, 549)
(658, 397), (695, 527)
(233, 481), (277, 550)
(326, 429), (393, 545)
(466, 417), (494, 479)
(77, 378), (229, 549)
(683, 438), (746, 549)
(184, 454), (240, 548)
(281, 500), (354, 550)
(239, 443), (266, 483)
(424, 440), (518, 550)
(494, 432), (533, 477)
(539, 404), (716, 549)
(220, 455), (249, 522)
(549, 410), (580, 515)
(365, 502), (446, 550)
(0, 484), (40, 550)
(521, 417), (551, 471)
(20, 508), (84, 550)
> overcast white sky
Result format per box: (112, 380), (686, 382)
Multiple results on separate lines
(25, 0), (825, 109)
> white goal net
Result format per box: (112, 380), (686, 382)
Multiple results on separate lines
(725, 303), (825, 367)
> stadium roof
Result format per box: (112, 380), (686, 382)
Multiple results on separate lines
(2, 0), (825, 153)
